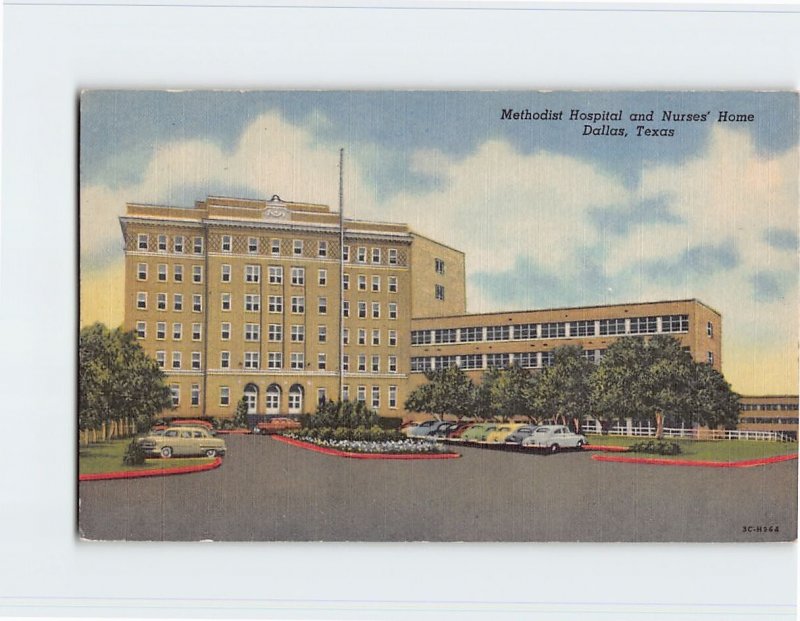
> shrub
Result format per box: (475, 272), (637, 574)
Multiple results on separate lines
(629, 440), (682, 455)
(376, 416), (403, 430)
(122, 439), (147, 466)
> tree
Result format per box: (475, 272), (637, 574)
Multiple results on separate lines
(79, 323), (173, 433)
(591, 337), (646, 434)
(310, 399), (380, 428)
(689, 362), (740, 430)
(404, 366), (478, 420)
(481, 363), (537, 422)
(531, 346), (595, 432)
(234, 397), (249, 429)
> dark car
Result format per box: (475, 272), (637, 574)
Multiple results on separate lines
(430, 422), (460, 438)
(505, 425), (539, 445)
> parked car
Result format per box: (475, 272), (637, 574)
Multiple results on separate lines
(138, 427), (227, 458)
(521, 425), (587, 452)
(446, 422), (479, 440)
(254, 417), (301, 435)
(169, 418), (214, 430)
(504, 425), (539, 445)
(460, 423), (499, 442)
(485, 423), (526, 444)
(404, 419), (440, 437)
(430, 422), (460, 438)
(410, 420), (453, 438)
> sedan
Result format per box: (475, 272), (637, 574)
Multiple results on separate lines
(138, 427), (227, 458)
(254, 417), (301, 435)
(504, 425), (538, 445)
(521, 425), (587, 453)
(460, 423), (499, 442)
(410, 420), (453, 438)
(485, 423), (526, 444)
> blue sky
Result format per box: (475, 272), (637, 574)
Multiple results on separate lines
(80, 90), (798, 392)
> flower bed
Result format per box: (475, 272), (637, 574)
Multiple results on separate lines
(274, 435), (460, 459)
(282, 432), (457, 455)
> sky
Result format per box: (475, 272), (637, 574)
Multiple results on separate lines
(80, 91), (798, 395)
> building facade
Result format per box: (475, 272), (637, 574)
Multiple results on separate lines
(738, 395), (799, 439)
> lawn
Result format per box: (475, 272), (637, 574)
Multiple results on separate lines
(586, 435), (798, 462)
(78, 439), (215, 475)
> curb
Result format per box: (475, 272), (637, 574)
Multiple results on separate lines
(272, 435), (461, 460)
(79, 457), (223, 481)
(591, 453), (798, 468)
(581, 445), (630, 452)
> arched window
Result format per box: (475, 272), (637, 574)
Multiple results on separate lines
(288, 384), (304, 414)
(243, 383), (259, 415)
(266, 384), (281, 414)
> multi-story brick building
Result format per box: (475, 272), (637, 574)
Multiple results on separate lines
(738, 395), (799, 440)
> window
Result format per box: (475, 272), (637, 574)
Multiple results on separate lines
(268, 295), (283, 313)
(516, 352), (538, 368)
(372, 302), (380, 319)
(358, 301), (367, 318)
(245, 264), (261, 283)
(342, 274), (350, 290)
(342, 328), (350, 345)
(707, 321), (714, 338)
(357, 247), (367, 263)
(172, 351), (182, 369)
(372, 276), (380, 292)
(220, 351), (230, 369)
(244, 352), (260, 369)
(157, 293), (167, 310)
(435, 258), (445, 274)
(513, 324), (536, 340)
(268, 352), (282, 369)
(707, 351), (715, 365)
(244, 323), (260, 341)
(318, 353), (327, 370)
(372, 248), (381, 264)
(388, 248), (398, 265)
(174, 236), (184, 253)
(192, 295), (202, 312)
(358, 275), (367, 291)
(220, 264), (231, 282)
(221, 235), (232, 252)
(342, 245), (350, 262)
(343, 301), (350, 317)
(317, 388), (327, 406)
(572, 320), (595, 337)
(291, 267), (305, 285)
(486, 353), (510, 368)
(435, 284), (445, 301)
(358, 354), (367, 372)
(342, 355), (350, 372)
(221, 293), (231, 311)
(582, 349), (600, 364)
(371, 385), (380, 408)
(268, 265), (283, 284)
(172, 294), (183, 312)
(318, 269), (327, 286)
(540, 322), (566, 338)
(372, 329), (380, 346)
(410, 357), (431, 372)
(357, 386), (366, 403)
(358, 329), (367, 345)
(318, 325), (327, 343)
(388, 355), (397, 373)
(318, 240), (328, 257)
(193, 236), (203, 254)
(290, 352), (305, 370)
(192, 323), (202, 341)
(293, 239), (303, 255)
(137, 263), (147, 280)
(268, 324), (282, 342)
(155, 350), (165, 368)
(157, 264), (167, 282)
(136, 292), (147, 310)
(170, 385), (180, 407)
(157, 234), (167, 251)
(388, 386), (397, 408)
(291, 296), (305, 314)
(220, 386), (230, 406)
(388, 276), (397, 293)
(662, 315), (689, 333)
(630, 316), (658, 334)
(541, 351), (554, 367)
(460, 354), (482, 370)
(156, 322), (166, 340)
(137, 233), (149, 250)
(245, 294), (260, 312)
(248, 237), (259, 253)
(388, 330), (397, 346)
(173, 264), (183, 282)
(271, 238), (281, 255)
(136, 322), (146, 339)
(191, 352), (201, 370)
(172, 322), (182, 340)
(220, 322), (231, 340)
(192, 265), (203, 283)
(486, 325), (510, 341)
(599, 318), (626, 336)
(411, 330), (432, 345)
(460, 327), (482, 342)
(434, 329), (457, 344)
(291, 325), (305, 342)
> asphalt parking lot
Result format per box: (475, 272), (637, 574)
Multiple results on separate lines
(78, 435), (797, 542)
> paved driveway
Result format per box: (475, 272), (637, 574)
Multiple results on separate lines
(78, 435), (797, 542)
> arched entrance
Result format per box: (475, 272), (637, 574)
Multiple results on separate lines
(243, 383), (259, 415)
(288, 384), (304, 415)
(266, 383), (281, 415)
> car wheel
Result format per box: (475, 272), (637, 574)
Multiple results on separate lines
(576, 440), (584, 449)
(160, 446), (173, 458)
(549, 443), (560, 454)
(205, 449), (217, 458)
(260, 428), (268, 436)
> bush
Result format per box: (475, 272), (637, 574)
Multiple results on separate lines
(122, 439), (147, 466)
(629, 440), (682, 455)
(376, 416), (403, 430)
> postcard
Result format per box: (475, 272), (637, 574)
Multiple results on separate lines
(78, 90), (798, 542)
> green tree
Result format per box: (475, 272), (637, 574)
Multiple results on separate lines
(531, 346), (595, 431)
(79, 323), (172, 433)
(689, 362), (740, 430)
(234, 397), (249, 429)
(404, 366), (478, 420)
(310, 399), (380, 428)
(481, 363), (536, 422)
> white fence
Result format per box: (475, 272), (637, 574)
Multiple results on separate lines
(580, 420), (792, 442)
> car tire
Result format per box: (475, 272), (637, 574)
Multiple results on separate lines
(160, 446), (173, 458)
(576, 440), (584, 449)
(205, 449), (217, 458)
(260, 428), (268, 436)
(549, 443), (560, 454)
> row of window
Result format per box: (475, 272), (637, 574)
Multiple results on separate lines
(137, 293), (203, 313)
(410, 350), (607, 372)
(199, 384), (400, 410)
(157, 349), (402, 372)
(411, 315), (694, 345)
(138, 234), (203, 254)
(739, 403), (799, 411)
(157, 350), (203, 370)
(739, 417), (800, 425)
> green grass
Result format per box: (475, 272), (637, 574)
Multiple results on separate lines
(586, 434), (798, 462)
(78, 439), (214, 475)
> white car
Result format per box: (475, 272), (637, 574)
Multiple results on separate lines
(521, 425), (587, 453)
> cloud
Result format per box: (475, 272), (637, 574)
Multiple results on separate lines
(588, 194), (684, 236)
(751, 270), (796, 303)
(763, 227), (798, 252)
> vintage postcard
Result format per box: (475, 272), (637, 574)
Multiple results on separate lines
(78, 91), (798, 541)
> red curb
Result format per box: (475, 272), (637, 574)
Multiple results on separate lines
(592, 453), (798, 468)
(79, 457), (223, 481)
(272, 435), (461, 460)
(581, 445), (630, 452)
